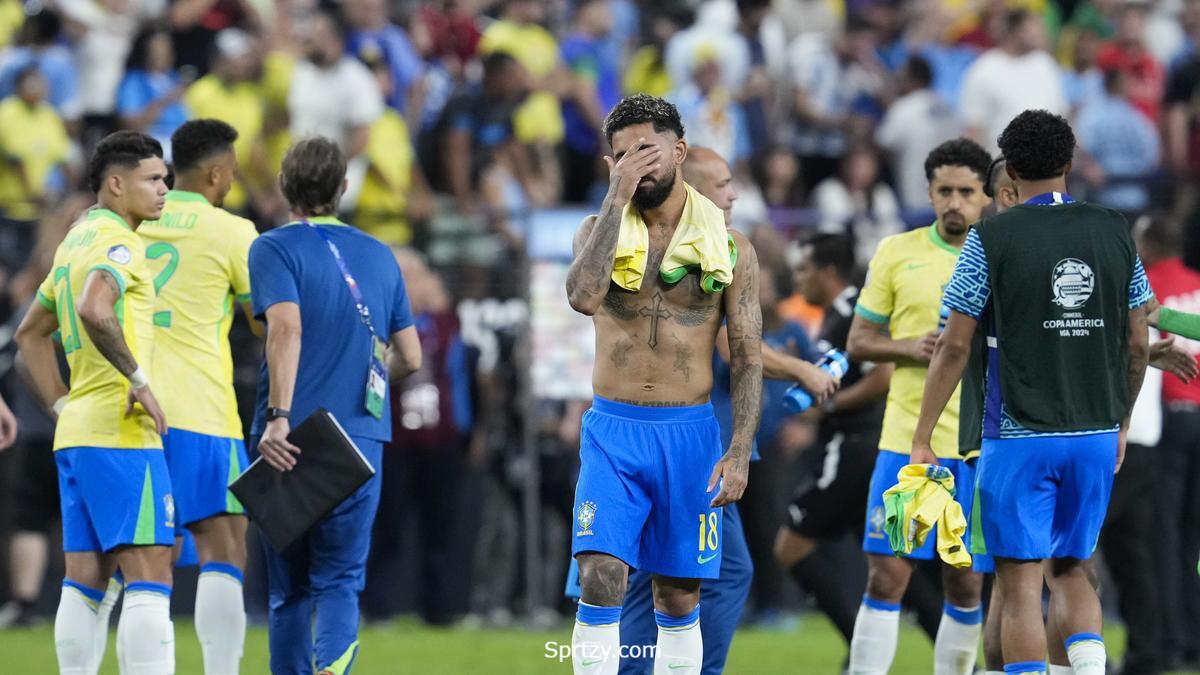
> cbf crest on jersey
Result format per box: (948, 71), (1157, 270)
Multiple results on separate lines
(107, 244), (132, 265)
(1051, 258), (1095, 309)
(577, 500), (596, 536)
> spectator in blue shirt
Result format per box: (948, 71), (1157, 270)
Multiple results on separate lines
(343, 0), (424, 119)
(0, 10), (81, 125)
(116, 26), (190, 162)
(250, 137), (422, 675)
(1076, 68), (1161, 213)
(560, 0), (618, 202)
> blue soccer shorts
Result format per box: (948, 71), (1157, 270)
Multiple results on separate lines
(571, 397), (724, 579)
(862, 449), (975, 559)
(57, 447), (175, 552)
(975, 432), (1116, 560)
(163, 428), (248, 527)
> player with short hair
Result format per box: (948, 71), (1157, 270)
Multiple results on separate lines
(913, 109), (1153, 675)
(614, 146), (834, 675)
(251, 136), (421, 675)
(774, 232), (893, 656)
(15, 130), (174, 674)
(846, 138), (994, 675)
(136, 118), (260, 675)
(565, 94), (763, 674)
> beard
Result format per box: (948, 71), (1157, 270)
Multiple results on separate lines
(631, 169), (676, 211)
(940, 211), (968, 235)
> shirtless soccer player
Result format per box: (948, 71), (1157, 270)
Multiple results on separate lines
(565, 94), (763, 674)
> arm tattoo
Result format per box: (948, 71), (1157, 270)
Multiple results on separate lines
(726, 241), (763, 456)
(80, 270), (138, 376)
(565, 187), (624, 309)
(83, 314), (138, 376)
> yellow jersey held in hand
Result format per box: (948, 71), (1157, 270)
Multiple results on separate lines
(138, 190), (258, 438)
(36, 208), (160, 451)
(855, 224), (963, 458)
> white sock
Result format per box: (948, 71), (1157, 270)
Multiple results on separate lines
(1048, 665), (1074, 675)
(91, 574), (124, 673)
(117, 583), (174, 675)
(934, 604), (983, 675)
(194, 564), (245, 675)
(1066, 633), (1105, 675)
(56, 582), (102, 675)
(653, 606), (702, 675)
(572, 601), (621, 675)
(849, 598), (900, 675)
(987, 671), (1007, 675)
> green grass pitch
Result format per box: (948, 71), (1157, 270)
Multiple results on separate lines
(0, 616), (1132, 673)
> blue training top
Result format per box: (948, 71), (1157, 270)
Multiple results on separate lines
(249, 217), (414, 441)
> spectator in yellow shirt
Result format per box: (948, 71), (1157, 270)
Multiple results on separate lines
(184, 29), (269, 214)
(477, 0), (566, 145)
(357, 54), (434, 247)
(0, 66), (71, 269)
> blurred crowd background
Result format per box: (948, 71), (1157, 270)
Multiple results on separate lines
(0, 0), (1198, 661)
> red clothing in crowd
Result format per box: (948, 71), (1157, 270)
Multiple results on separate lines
(1148, 257), (1200, 405)
(1097, 42), (1165, 121)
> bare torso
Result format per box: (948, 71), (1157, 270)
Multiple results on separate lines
(591, 224), (726, 406)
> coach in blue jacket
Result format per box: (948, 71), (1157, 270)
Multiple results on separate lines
(249, 136), (422, 675)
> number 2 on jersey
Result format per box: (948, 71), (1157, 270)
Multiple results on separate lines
(53, 265), (82, 353)
(697, 512), (718, 552)
(146, 242), (179, 327)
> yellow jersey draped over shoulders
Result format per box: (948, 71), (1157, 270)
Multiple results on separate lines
(138, 190), (258, 438)
(36, 208), (160, 451)
(855, 224), (963, 458)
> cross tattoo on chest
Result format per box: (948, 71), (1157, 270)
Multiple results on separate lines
(639, 291), (673, 349)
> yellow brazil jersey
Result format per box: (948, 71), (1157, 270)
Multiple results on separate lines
(184, 76), (265, 211)
(36, 209), (160, 451)
(624, 46), (672, 97)
(260, 52), (296, 172)
(478, 20), (564, 144)
(138, 190), (258, 439)
(0, 97), (70, 220)
(855, 224), (963, 458)
(357, 109), (413, 246)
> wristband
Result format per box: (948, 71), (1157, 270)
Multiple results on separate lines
(52, 396), (67, 416)
(128, 367), (149, 390)
(1158, 307), (1200, 342)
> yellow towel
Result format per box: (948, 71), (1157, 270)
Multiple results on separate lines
(882, 464), (972, 568)
(611, 182), (736, 293)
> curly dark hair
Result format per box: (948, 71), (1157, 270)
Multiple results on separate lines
(603, 94), (685, 146)
(281, 136), (346, 216)
(172, 119), (239, 174)
(88, 131), (163, 194)
(997, 109), (1075, 181)
(923, 138), (992, 182)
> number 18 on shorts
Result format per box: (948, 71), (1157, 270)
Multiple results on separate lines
(570, 397), (725, 580)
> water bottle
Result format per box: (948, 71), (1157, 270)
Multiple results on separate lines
(938, 304), (950, 333)
(783, 349), (849, 413)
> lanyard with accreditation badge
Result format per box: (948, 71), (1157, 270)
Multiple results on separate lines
(305, 220), (388, 420)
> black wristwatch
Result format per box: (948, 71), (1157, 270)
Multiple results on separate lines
(266, 407), (290, 422)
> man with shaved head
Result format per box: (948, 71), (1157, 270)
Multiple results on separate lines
(682, 147), (739, 227)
